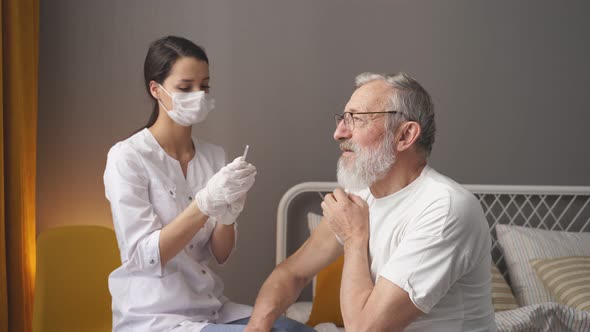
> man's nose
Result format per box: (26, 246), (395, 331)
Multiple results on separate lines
(334, 120), (352, 141)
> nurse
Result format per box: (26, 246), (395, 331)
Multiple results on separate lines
(103, 36), (313, 332)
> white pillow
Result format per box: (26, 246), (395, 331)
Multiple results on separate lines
(495, 224), (590, 306)
(307, 212), (323, 297)
(307, 212), (322, 233)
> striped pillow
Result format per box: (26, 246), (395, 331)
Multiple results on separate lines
(495, 224), (590, 306)
(531, 256), (590, 312)
(491, 264), (519, 311)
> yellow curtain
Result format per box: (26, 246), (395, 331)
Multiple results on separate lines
(1, 0), (39, 331)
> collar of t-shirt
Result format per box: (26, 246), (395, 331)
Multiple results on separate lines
(365, 164), (431, 207)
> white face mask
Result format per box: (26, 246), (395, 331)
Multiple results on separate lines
(158, 84), (215, 126)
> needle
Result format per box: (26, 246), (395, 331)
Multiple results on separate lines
(242, 145), (249, 161)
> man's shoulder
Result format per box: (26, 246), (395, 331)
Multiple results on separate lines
(412, 168), (485, 233)
(421, 167), (479, 211)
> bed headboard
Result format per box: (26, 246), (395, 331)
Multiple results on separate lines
(276, 182), (590, 279)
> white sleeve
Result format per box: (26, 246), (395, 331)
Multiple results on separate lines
(378, 194), (475, 313)
(104, 144), (163, 277)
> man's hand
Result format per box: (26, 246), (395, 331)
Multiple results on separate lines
(321, 188), (369, 243)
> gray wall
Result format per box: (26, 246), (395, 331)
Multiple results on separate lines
(38, 0), (590, 304)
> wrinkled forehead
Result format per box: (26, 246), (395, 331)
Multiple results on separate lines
(344, 80), (393, 113)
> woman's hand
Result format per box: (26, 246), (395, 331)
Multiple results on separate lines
(215, 194), (248, 225)
(195, 157), (256, 218)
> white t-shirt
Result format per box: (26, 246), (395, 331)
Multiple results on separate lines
(103, 128), (252, 332)
(355, 165), (496, 332)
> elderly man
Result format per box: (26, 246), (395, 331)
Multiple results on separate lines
(246, 72), (496, 332)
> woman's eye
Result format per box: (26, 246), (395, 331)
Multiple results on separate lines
(201, 85), (210, 91)
(178, 87), (191, 92)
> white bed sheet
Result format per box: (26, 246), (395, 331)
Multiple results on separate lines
(286, 301), (344, 332)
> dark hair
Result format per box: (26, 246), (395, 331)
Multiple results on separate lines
(142, 36), (209, 128)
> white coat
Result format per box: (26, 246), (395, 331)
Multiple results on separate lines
(104, 128), (252, 332)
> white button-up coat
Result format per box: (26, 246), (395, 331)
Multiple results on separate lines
(104, 129), (252, 331)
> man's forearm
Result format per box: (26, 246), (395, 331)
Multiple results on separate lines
(247, 267), (309, 331)
(340, 237), (373, 327)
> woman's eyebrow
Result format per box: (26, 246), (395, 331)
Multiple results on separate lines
(178, 76), (210, 83)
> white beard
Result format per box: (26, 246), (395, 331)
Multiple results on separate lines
(336, 133), (395, 191)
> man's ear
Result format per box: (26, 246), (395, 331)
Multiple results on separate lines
(396, 122), (421, 152)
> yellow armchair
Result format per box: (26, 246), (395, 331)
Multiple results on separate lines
(32, 225), (120, 332)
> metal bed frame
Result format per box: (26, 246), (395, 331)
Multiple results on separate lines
(276, 182), (590, 279)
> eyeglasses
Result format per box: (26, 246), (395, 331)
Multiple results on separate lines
(334, 111), (400, 131)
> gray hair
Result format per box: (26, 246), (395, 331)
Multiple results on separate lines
(355, 72), (436, 156)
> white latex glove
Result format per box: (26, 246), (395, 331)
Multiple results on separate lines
(215, 194), (247, 225)
(195, 157), (256, 218)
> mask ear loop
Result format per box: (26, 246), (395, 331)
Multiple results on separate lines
(157, 83), (172, 97)
(157, 83), (173, 112)
(158, 99), (171, 112)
